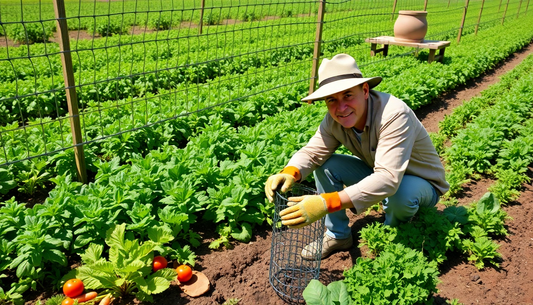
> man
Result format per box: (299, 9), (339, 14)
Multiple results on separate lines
(264, 54), (449, 260)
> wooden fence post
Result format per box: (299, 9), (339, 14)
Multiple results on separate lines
(424, 0), (429, 11)
(517, 0), (524, 17)
(457, 0), (470, 44)
(53, 0), (87, 183)
(502, 0), (510, 24)
(391, 0), (398, 21)
(308, 0), (325, 102)
(199, 0), (205, 34)
(475, 0), (486, 35)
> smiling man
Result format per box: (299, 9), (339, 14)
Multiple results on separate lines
(265, 53), (449, 260)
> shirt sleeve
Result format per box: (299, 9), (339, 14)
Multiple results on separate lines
(286, 116), (341, 180)
(348, 110), (418, 214)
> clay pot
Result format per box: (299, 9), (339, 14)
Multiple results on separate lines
(393, 10), (428, 43)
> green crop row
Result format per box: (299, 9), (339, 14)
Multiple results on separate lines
(0, 0), (506, 125)
(438, 54), (533, 139)
(2, 14), (533, 201)
(444, 70), (533, 199)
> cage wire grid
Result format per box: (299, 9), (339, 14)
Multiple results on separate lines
(0, 0), (528, 170)
(269, 184), (325, 304)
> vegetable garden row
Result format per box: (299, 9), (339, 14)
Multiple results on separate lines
(1, 2), (533, 305)
(0, 2), (496, 125)
(0, 0), (506, 39)
(0, 5), (528, 195)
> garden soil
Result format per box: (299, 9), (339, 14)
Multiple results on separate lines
(28, 44), (533, 305)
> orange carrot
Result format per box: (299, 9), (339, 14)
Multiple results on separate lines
(75, 291), (98, 302)
(99, 295), (112, 305)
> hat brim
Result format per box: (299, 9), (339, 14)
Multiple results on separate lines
(301, 76), (382, 102)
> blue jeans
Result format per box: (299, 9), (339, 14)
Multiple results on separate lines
(314, 154), (440, 239)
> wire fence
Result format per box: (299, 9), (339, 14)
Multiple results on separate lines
(0, 0), (529, 182)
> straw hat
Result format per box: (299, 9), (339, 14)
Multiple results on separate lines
(302, 54), (382, 101)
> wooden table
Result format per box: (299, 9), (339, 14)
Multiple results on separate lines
(365, 36), (451, 63)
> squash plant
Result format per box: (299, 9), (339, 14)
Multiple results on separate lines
(303, 280), (350, 305)
(65, 224), (176, 302)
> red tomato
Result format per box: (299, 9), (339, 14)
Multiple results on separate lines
(63, 278), (84, 298)
(176, 265), (193, 283)
(153, 256), (168, 272)
(61, 298), (75, 305)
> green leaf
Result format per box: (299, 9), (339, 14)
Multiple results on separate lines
(73, 234), (94, 249)
(230, 222), (252, 242)
(42, 249), (67, 266)
(16, 260), (32, 278)
(106, 224), (126, 250)
(443, 206), (469, 224)
(80, 244), (104, 264)
(147, 225), (174, 244)
(79, 268), (117, 290)
(116, 259), (145, 275)
(328, 281), (350, 305)
(477, 192), (500, 215)
(303, 279), (330, 305)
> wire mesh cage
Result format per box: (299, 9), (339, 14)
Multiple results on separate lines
(269, 184), (326, 304)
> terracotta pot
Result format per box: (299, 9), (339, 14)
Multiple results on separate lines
(393, 10), (428, 43)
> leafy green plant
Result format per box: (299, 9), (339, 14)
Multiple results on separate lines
(93, 22), (127, 37)
(462, 236), (501, 269)
(0, 167), (16, 196)
(240, 11), (261, 22)
(150, 16), (172, 30)
(394, 207), (463, 264)
(303, 279), (351, 305)
(343, 244), (439, 305)
(203, 12), (220, 25)
(444, 163), (472, 197)
(0, 278), (25, 305)
(69, 224), (176, 302)
(9, 23), (53, 44)
(488, 168), (530, 204)
(466, 192), (509, 237)
(15, 159), (51, 196)
(358, 222), (397, 256)
(9, 213), (68, 285)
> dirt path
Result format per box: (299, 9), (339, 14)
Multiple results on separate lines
(142, 44), (533, 305)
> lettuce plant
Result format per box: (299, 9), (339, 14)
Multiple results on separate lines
(68, 224), (176, 302)
(343, 244), (439, 305)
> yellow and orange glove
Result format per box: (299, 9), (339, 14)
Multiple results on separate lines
(280, 192), (342, 229)
(265, 166), (301, 203)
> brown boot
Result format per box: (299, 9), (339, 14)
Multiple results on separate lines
(301, 233), (353, 260)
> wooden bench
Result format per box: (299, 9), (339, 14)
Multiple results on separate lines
(365, 36), (451, 63)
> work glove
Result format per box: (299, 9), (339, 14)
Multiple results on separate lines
(265, 166), (301, 203)
(280, 192), (342, 229)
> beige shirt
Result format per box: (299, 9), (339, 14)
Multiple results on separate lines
(287, 90), (449, 214)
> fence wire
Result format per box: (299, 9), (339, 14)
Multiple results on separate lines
(0, 0), (529, 177)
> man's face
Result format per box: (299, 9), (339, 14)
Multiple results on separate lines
(325, 83), (369, 129)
